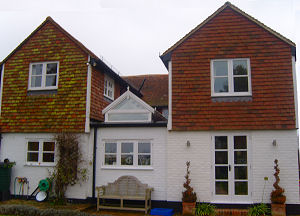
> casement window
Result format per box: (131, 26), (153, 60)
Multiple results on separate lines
(29, 62), (59, 90)
(26, 140), (55, 165)
(104, 140), (151, 167)
(104, 75), (114, 100)
(211, 59), (251, 96)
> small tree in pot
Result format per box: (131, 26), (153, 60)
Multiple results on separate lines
(182, 161), (197, 216)
(270, 159), (286, 216)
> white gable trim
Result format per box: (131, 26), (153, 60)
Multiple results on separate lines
(0, 63), (4, 116)
(102, 88), (154, 114)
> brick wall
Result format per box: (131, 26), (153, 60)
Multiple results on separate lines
(1, 21), (88, 133)
(171, 7), (295, 131)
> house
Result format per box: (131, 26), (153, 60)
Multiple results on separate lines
(0, 1), (299, 213)
(0, 16), (141, 199)
(160, 1), (299, 210)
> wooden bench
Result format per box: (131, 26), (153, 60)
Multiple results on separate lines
(96, 176), (153, 213)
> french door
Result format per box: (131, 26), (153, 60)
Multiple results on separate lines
(212, 135), (250, 202)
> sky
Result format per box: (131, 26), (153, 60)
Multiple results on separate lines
(0, 0), (299, 76)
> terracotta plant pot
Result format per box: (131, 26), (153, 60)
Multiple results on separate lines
(271, 203), (286, 216)
(182, 202), (196, 216)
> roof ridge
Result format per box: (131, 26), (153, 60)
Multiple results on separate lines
(161, 2), (295, 58)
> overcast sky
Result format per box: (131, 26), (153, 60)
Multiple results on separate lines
(0, 0), (299, 77)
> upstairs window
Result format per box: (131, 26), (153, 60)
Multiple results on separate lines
(211, 59), (251, 97)
(26, 140), (55, 165)
(29, 62), (59, 90)
(104, 75), (114, 100)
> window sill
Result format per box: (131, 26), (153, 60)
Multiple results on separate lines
(101, 166), (153, 171)
(104, 95), (114, 102)
(25, 163), (55, 167)
(212, 96), (252, 102)
(27, 89), (57, 96)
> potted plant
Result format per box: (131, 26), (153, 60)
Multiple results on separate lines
(182, 161), (197, 216)
(195, 203), (216, 216)
(270, 159), (286, 216)
(248, 203), (270, 216)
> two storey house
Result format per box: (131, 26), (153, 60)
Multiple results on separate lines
(0, 16), (141, 199)
(0, 1), (299, 212)
(160, 1), (298, 208)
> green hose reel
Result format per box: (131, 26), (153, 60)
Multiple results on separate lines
(38, 178), (51, 192)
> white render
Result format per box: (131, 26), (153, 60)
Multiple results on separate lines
(0, 133), (94, 199)
(166, 130), (299, 204)
(96, 127), (167, 201)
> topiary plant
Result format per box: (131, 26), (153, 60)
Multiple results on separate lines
(270, 159), (286, 204)
(182, 161), (197, 203)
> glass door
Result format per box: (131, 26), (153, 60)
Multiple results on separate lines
(213, 135), (250, 202)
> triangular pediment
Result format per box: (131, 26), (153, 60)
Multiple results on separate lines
(102, 89), (154, 123)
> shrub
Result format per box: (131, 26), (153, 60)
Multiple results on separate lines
(195, 203), (216, 216)
(270, 159), (286, 204)
(182, 161), (197, 203)
(248, 203), (270, 216)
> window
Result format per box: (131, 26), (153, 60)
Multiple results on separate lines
(104, 75), (114, 100)
(26, 140), (55, 165)
(211, 59), (251, 96)
(104, 140), (151, 167)
(29, 62), (59, 90)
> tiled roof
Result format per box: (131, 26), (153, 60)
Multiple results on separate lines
(160, 1), (296, 65)
(123, 74), (168, 107)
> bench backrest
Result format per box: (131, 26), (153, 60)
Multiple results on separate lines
(104, 176), (149, 196)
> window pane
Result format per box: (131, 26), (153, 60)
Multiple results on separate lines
(108, 113), (149, 121)
(105, 143), (117, 153)
(105, 155), (116, 165)
(215, 136), (227, 149)
(214, 77), (228, 93)
(138, 155), (151, 165)
(213, 61), (228, 76)
(235, 182), (248, 195)
(138, 143), (150, 153)
(235, 166), (248, 180)
(215, 166), (228, 179)
(234, 151), (247, 164)
(28, 142), (39, 151)
(43, 142), (55, 151)
(234, 77), (248, 92)
(215, 151), (228, 164)
(233, 60), (247, 75)
(121, 155), (133, 165)
(32, 64), (43, 75)
(27, 152), (38, 162)
(43, 153), (54, 162)
(45, 75), (57, 87)
(234, 136), (247, 149)
(46, 63), (57, 74)
(216, 182), (228, 195)
(31, 76), (42, 87)
(121, 143), (133, 153)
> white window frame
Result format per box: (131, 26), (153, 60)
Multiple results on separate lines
(211, 58), (251, 97)
(211, 133), (252, 203)
(102, 140), (152, 169)
(105, 109), (152, 123)
(25, 139), (56, 166)
(28, 61), (59, 90)
(104, 75), (114, 100)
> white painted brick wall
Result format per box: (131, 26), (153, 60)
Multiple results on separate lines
(167, 130), (299, 204)
(96, 127), (167, 201)
(0, 133), (93, 199)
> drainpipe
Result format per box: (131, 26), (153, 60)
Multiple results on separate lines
(92, 126), (97, 199)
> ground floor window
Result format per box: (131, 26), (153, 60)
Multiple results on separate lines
(26, 140), (55, 165)
(104, 140), (151, 167)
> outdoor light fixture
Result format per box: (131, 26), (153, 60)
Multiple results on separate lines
(272, 139), (277, 146)
(186, 140), (191, 147)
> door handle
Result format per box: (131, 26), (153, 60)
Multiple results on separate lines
(229, 165), (231, 171)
